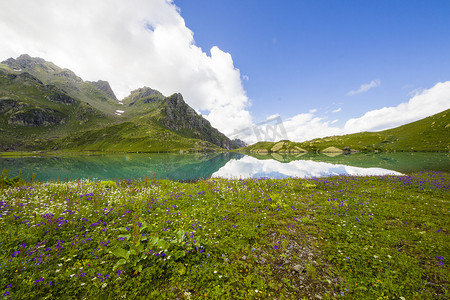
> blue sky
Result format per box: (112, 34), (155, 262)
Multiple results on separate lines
(0, 0), (449, 143)
(175, 0), (450, 125)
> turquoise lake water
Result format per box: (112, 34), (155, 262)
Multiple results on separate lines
(1, 152), (449, 182)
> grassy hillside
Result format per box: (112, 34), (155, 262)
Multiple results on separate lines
(243, 109), (450, 153)
(1, 55), (121, 115)
(52, 121), (222, 153)
(0, 68), (115, 151)
(0, 55), (237, 153)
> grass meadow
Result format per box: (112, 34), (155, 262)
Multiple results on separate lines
(0, 171), (448, 299)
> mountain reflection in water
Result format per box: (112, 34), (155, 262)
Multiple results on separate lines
(1, 152), (448, 182)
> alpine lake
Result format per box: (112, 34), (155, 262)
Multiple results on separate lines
(1, 151), (449, 182)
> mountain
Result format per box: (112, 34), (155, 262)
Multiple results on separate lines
(1, 54), (120, 115)
(243, 109), (450, 153)
(0, 68), (112, 151)
(0, 55), (238, 152)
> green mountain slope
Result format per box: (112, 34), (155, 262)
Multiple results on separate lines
(0, 68), (114, 151)
(243, 109), (450, 153)
(1, 54), (120, 115)
(0, 55), (238, 153)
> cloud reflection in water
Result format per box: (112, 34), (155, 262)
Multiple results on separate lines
(212, 156), (402, 179)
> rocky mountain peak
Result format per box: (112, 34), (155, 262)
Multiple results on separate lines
(89, 80), (118, 101)
(165, 93), (197, 116)
(123, 86), (164, 105)
(3, 54), (46, 68)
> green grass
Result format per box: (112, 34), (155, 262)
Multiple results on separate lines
(0, 171), (448, 299)
(243, 109), (450, 153)
(51, 121), (222, 153)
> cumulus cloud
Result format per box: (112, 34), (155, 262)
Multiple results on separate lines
(0, 0), (252, 134)
(343, 81), (450, 133)
(282, 113), (344, 142)
(278, 81), (450, 142)
(348, 79), (381, 95)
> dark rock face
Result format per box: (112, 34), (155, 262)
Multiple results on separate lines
(6, 72), (44, 85)
(90, 80), (118, 101)
(8, 108), (65, 126)
(161, 93), (236, 150)
(0, 98), (28, 113)
(45, 87), (76, 105)
(164, 93), (198, 119)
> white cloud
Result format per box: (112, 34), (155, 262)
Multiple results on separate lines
(0, 0), (252, 134)
(332, 107), (342, 113)
(343, 81), (450, 133)
(276, 81), (450, 142)
(242, 75), (249, 81)
(266, 114), (281, 120)
(348, 79), (381, 95)
(282, 113), (344, 142)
